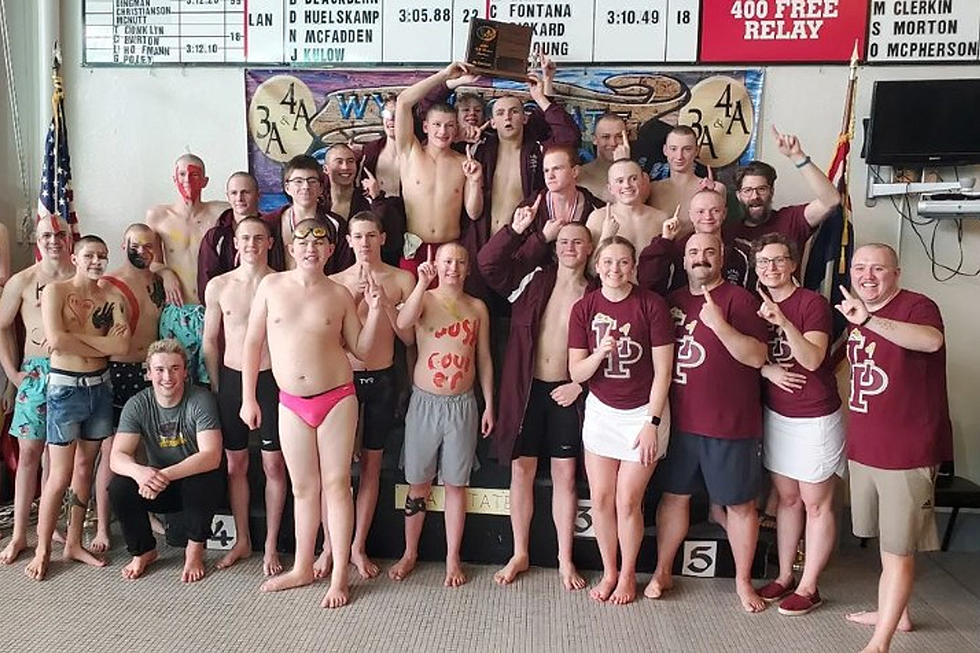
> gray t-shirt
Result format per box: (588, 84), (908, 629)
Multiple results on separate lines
(117, 385), (221, 468)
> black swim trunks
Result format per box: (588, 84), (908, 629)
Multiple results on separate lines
(354, 366), (396, 451)
(110, 361), (150, 427)
(218, 365), (280, 452)
(513, 379), (582, 460)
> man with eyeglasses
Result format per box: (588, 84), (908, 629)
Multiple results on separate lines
(146, 154), (229, 385)
(638, 189), (751, 295)
(0, 216), (75, 565)
(731, 127), (841, 253)
(267, 154), (353, 274)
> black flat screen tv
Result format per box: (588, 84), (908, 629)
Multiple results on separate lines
(865, 79), (980, 167)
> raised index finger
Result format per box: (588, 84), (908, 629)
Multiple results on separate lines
(531, 192), (543, 213)
(427, 245), (435, 265)
(706, 165), (714, 183)
(770, 124), (782, 140)
(838, 284), (854, 301)
(701, 284), (714, 302)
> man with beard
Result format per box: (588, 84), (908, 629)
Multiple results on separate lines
(147, 154), (228, 384)
(87, 224), (167, 554)
(0, 217), (75, 565)
(730, 127), (841, 253)
(27, 236), (131, 580)
(198, 172), (285, 302)
(648, 232), (769, 613)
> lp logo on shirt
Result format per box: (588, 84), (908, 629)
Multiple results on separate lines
(767, 326), (793, 364)
(591, 313), (642, 378)
(847, 330), (889, 413)
(671, 308), (705, 384)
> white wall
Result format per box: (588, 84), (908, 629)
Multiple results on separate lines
(2, 3), (978, 482)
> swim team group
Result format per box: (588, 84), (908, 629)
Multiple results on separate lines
(0, 59), (950, 653)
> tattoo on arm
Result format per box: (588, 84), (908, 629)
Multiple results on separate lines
(92, 302), (115, 330)
(149, 277), (165, 309)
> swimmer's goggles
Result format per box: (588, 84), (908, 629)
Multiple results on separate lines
(293, 226), (330, 240)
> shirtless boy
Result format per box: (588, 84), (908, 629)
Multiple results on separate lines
(146, 153), (228, 384)
(586, 159), (668, 259)
(579, 113), (629, 203)
(203, 217), (287, 576)
(395, 63), (483, 275)
(240, 218), (384, 608)
(0, 217), (74, 564)
(90, 224), (166, 553)
(27, 235), (130, 580)
(478, 208), (594, 591)
(647, 126), (725, 226)
(329, 212), (415, 579)
(389, 243), (494, 587)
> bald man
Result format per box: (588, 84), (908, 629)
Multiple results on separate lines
(579, 113), (628, 204)
(147, 153), (228, 384)
(89, 223), (167, 553)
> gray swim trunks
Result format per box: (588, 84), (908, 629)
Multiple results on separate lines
(403, 386), (479, 486)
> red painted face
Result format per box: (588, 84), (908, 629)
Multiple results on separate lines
(174, 162), (206, 203)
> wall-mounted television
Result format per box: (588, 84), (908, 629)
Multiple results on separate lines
(865, 79), (980, 167)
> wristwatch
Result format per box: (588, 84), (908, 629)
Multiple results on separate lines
(649, 415), (661, 426)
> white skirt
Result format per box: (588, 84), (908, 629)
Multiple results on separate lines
(582, 393), (670, 463)
(763, 407), (845, 483)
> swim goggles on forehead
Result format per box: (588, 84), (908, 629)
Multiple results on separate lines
(293, 225), (330, 240)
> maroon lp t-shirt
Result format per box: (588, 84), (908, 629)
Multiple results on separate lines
(763, 287), (841, 418)
(732, 204), (814, 254)
(668, 281), (768, 439)
(568, 285), (674, 410)
(846, 289), (952, 470)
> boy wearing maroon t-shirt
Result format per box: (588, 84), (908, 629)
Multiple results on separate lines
(646, 232), (770, 614)
(836, 244), (952, 653)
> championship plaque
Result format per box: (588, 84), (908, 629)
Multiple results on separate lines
(465, 19), (533, 82)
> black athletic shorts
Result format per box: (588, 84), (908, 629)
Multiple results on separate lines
(354, 366), (396, 451)
(110, 361), (150, 427)
(656, 430), (762, 506)
(513, 379), (581, 460)
(218, 365), (280, 452)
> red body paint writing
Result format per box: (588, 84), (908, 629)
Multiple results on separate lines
(433, 318), (478, 346)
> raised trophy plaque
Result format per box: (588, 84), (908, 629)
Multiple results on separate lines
(465, 18), (533, 82)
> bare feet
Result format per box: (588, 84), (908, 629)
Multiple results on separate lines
(121, 550), (159, 580)
(181, 544), (207, 583)
(263, 550), (283, 577)
(609, 573), (637, 605)
(321, 580), (350, 608)
(846, 610), (914, 632)
(589, 573), (618, 603)
(25, 550), (51, 581)
(0, 538), (26, 565)
(493, 554), (529, 585)
(261, 567), (315, 592)
(736, 580), (767, 613)
(643, 572), (673, 599)
(216, 541), (252, 570)
(559, 562), (587, 591)
(444, 559), (467, 587)
(89, 530), (111, 554)
(63, 543), (108, 568)
(313, 549), (333, 580)
(388, 554), (417, 581)
(351, 550), (380, 580)
(149, 514), (165, 535)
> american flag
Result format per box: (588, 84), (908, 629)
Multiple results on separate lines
(35, 66), (80, 257)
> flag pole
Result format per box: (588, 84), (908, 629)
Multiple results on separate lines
(834, 40), (860, 274)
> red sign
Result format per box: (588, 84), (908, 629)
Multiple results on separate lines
(700, 0), (868, 63)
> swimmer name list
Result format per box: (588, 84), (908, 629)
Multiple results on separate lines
(868, 0), (980, 61)
(286, 0), (382, 63)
